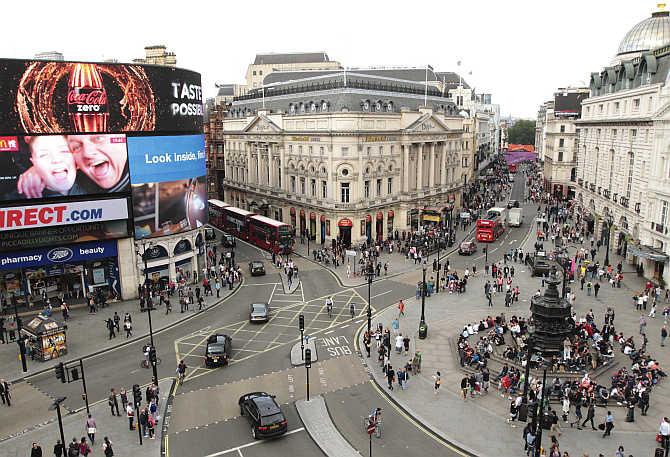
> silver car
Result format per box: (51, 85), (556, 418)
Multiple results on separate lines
(250, 303), (270, 322)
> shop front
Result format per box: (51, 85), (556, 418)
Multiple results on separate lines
(365, 214), (372, 243)
(338, 218), (353, 247)
(309, 212), (317, 241)
(375, 212), (384, 242)
(387, 210), (394, 238)
(290, 207), (297, 231)
(299, 209), (306, 236)
(0, 240), (120, 306)
(320, 215), (327, 244)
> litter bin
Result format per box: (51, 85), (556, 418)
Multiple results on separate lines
(418, 321), (428, 339)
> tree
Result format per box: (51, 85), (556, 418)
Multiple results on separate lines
(508, 120), (536, 145)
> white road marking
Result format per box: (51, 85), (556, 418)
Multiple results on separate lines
(237, 449), (243, 457)
(371, 290), (392, 299)
(324, 330), (335, 335)
(201, 428), (306, 457)
(339, 324), (350, 329)
(509, 240), (517, 245)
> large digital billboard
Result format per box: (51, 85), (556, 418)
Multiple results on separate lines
(127, 134), (207, 239)
(0, 59), (202, 135)
(0, 219), (129, 250)
(0, 133), (129, 201)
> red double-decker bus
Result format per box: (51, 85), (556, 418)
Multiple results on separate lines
(208, 199), (228, 228)
(476, 207), (506, 242)
(249, 215), (294, 254)
(222, 206), (254, 240)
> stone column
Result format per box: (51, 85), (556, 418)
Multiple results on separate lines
(402, 144), (409, 192)
(440, 142), (447, 186)
(246, 142), (252, 183)
(429, 142), (436, 188)
(268, 144), (275, 189)
(416, 143), (423, 190)
(279, 144), (286, 191)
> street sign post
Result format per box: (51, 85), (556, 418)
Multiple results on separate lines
(366, 417), (376, 457)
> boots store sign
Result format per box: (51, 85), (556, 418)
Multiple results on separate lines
(0, 59), (202, 134)
(0, 239), (118, 270)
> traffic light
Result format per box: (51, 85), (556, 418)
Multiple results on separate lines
(299, 314), (305, 331)
(304, 348), (312, 368)
(70, 367), (79, 381)
(148, 346), (157, 364)
(132, 384), (142, 405)
(55, 362), (66, 383)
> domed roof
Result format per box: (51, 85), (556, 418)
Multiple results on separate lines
(617, 9), (670, 56)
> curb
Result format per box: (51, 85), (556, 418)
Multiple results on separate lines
(293, 401), (330, 457)
(353, 306), (480, 457)
(160, 378), (177, 457)
(10, 279), (244, 384)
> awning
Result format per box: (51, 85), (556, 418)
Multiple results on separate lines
(320, 215), (326, 223)
(627, 244), (669, 263)
(376, 212), (383, 221)
(309, 212), (316, 220)
(290, 207), (296, 215)
(388, 210), (395, 218)
(338, 218), (353, 227)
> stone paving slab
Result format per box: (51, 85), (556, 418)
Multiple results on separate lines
(355, 221), (667, 457)
(0, 378), (170, 457)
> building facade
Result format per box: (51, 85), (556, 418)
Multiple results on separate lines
(218, 70), (475, 246)
(133, 45), (177, 67)
(538, 88), (590, 199)
(576, 6), (670, 284)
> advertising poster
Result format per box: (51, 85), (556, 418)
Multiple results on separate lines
(0, 133), (129, 202)
(0, 59), (202, 135)
(0, 198), (129, 231)
(127, 134), (207, 239)
(0, 219), (129, 251)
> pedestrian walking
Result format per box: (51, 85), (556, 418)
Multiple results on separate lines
(85, 414), (97, 444)
(106, 318), (116, 339)
(31, 442), (43, 457)
(662, 325), (668, 347)
(0, 378), (10, 406)
(108, 388), (120, 416)
(126, 403), (135, 430)
(602, 410), (614, 437)
(460, 376), (469, 400)
(659, 416), (670, 457)
(433, 371), (441, 395)
(124, 320), (132, 338)
(53, 439), (65, 457)
(102, 437), (114, 457)
(594, 282), (600, 298)
(398, 300), (405, 317)
(402, 334), (410, 355)
(386, 365), (395, 390)
(581, 402), (596, 430)
(78, 438), (91, 457)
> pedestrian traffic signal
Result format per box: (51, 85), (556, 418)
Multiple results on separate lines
(132, 384), (142, 405)
(304, 348), (312, 368)
(149, 347), (157, 364)
(70, 367), (79, 381)
(55, 362), (66, 383)
(299, 314), (305, 331)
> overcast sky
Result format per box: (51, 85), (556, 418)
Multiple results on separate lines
(0, 0), (658, 118)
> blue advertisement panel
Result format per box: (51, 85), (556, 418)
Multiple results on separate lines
(127, 134), (205, 184)
(127, 134), (207, 239)
(0, 239), (118, 270)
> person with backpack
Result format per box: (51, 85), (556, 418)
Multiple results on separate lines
(67, 438), (80, 457)
(102, 437), (114, 457)
(78, 437), (91, 457)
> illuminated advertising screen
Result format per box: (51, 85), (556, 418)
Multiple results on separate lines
(0, 59), (202, 135)
(0, 220), (130, 251)
(127, 134), (207, 239)
(0, 133), (129, 202)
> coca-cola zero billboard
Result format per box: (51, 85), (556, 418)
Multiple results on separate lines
(0, 59), (202, 135)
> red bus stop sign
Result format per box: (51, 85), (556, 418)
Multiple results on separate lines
(367, 419), (376, 435)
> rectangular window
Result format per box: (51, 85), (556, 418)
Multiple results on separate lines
(598, 104), (603, 113)
(558, 150), (564, 162)
(633, 98), (640, 111)
(560, 125), (565, 133)
(300, 177), (306, 194)
(341, 147), (349, 156)
(631, 129), (637, 138)
(376, 178), (382, 196)
(367, 146), (372, 155)
(319, 146), (324, 155)
(364, 180), (370, 198)
(462, 157), (468, 167)
(614, 102), (620, 113)
(310, 178), (316, 196)
(379, 146), (384, 155)
(663, 201), (669, 226)
(288, 145), (293, 153)
(309, 146), (313, 154)
(387, 177), (393, 194)
(290, 176), (296, 193)
(559, 138), (565, 148)
(298, 146), (303, 154)
(321, 180), (327, 199)
(612, 129), (617, 138)
(340, 183), (350, 203)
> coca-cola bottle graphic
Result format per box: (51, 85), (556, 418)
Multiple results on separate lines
(67, 63), (109, 132)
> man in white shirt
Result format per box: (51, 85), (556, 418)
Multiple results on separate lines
(659, 417), (670, 456)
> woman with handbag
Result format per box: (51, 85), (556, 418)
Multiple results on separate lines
(84, 414), (97, 445)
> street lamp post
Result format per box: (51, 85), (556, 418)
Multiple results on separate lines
(366, 266), (373, 336)
(305, 348), (312, 401)
(12, 294), (27, 372)
(604, 215), (613, 267)
(140, 241), (158, 385)
(299, 314), (305, 360)
(435, 239), (441, 294)
(519, 324), (535, 422)
(418, 267), (428, 339)
(49, 396), (67, 453)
